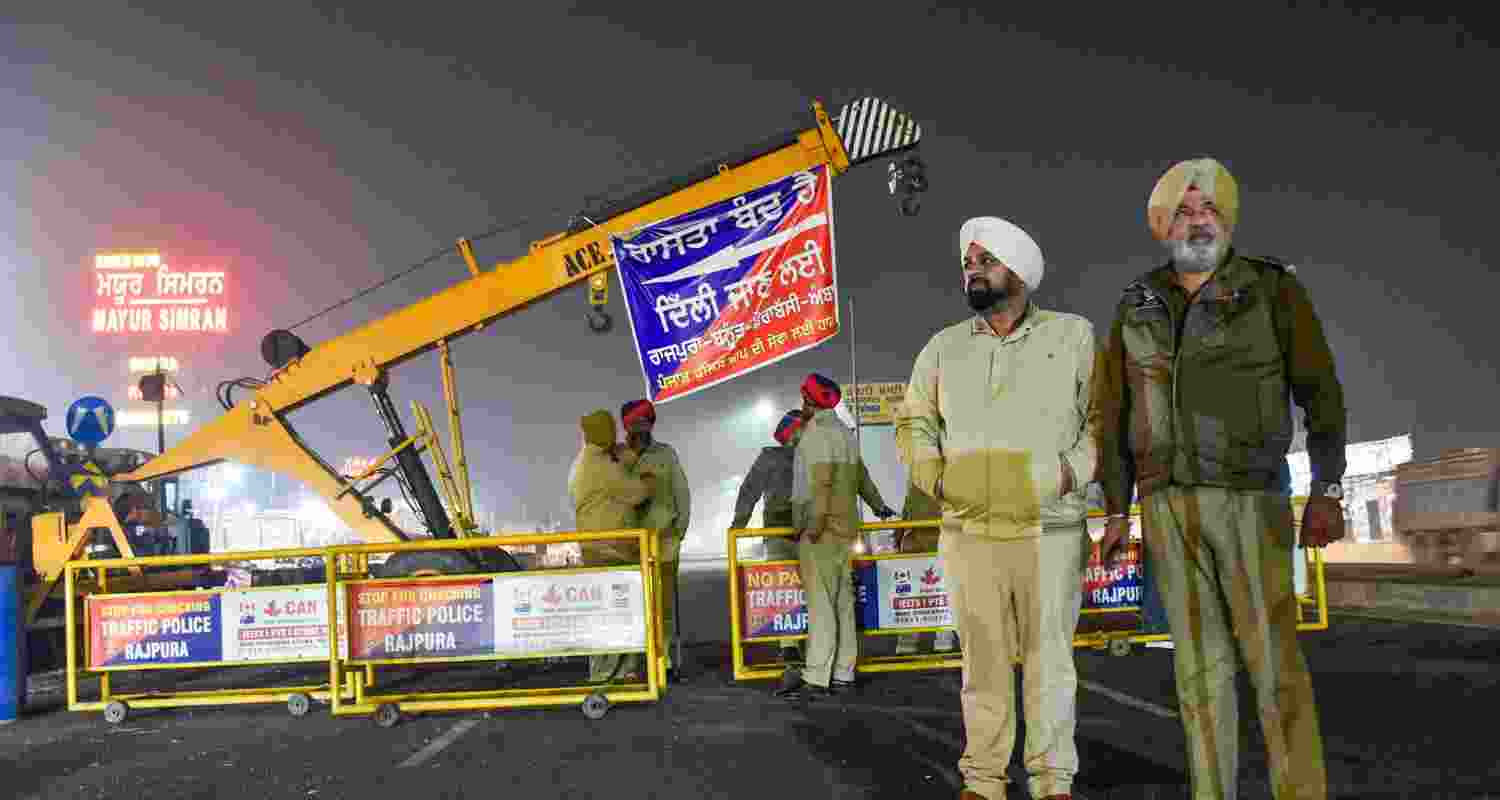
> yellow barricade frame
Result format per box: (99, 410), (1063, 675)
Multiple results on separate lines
(61, 528), (668, 723)
(317, 529), (666, 723)
(727, 500), (1329, 682)
(63, 545), (359, 719)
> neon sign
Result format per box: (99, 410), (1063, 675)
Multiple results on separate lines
(91, 250), (231, 334)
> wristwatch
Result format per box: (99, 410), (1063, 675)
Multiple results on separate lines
(1313, 481), (1343, 500)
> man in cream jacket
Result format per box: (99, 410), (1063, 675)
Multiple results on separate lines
(898, 216), (1098, 800)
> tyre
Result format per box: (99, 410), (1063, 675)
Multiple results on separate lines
(379, 550), (476, 578)
(374, 703), (401, 728)
(380, 548), (523, 578)
(1109, 638), (1133, 657)
(581, 692), (610, 720)
(104, 701), (129, 725)
(287, 692), (311, 717)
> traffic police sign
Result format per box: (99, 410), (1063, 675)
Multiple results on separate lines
(66, 396), (115, 447)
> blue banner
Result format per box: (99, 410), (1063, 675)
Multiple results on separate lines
(611, 164), (839, 403)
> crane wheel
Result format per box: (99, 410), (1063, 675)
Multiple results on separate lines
(379, 551), (476, 578)
(581, 692), (611, 720)
(374, 703), (402, 728)
(287, 692), (312, 717)
(104, 701), (129, 725)
(380, 549), (524, 578)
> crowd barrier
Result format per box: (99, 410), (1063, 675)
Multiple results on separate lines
(61, 545), (357, 723)
(727, 498), (1329, 682)
(319, 529), (664, 726)
(62, 528), (667, 726)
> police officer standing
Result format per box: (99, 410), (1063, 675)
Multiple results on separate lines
(620, 399), (692, 678)
(786, 374), (894, 699)
(732, 409), (808, 674)
(1093, 158), (1346, 800)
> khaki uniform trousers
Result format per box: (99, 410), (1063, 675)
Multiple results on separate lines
(894, 526), (957, 655)
(655, 532), (682, 672)
(939, 523), (1088, 800)
(761, 513), (802, 654)
(1141, 485), (1327, 800)
(798, 536), (858, 687)
(581, 539), (644, 682)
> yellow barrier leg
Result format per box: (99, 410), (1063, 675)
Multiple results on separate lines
(65, 564), (78, 710)
(325, 549), (342, 717)
(97, 567), (109, 705)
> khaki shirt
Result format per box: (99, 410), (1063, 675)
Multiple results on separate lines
(791, 409), (886, 542)
(628, 440), (692, 560)
(568, 444), (651, 533)
(899, 303), (1098, 539)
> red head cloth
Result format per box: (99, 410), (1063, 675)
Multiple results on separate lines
(774, 410), (805, 445)
(801, 373), (841, 409)
(620, 399), (656, 430)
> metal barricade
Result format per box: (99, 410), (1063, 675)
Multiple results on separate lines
(728, 520), (958, 682)
(62, 527), (668, 725)
(727, 498), (1330, 681)
(320, 528), (665, 726)
(62, 546), (357, 723)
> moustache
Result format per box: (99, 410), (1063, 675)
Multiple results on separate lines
(966, 276), (1008, 312)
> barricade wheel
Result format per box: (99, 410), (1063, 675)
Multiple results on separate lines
(104, 701), (129, 725)
(1109, 638), (1132, 657)
(374, 703), (402, 728)
(581, 692), (610, 720)
(287, 692), (312, 717)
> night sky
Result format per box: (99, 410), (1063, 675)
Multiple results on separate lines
(3, 4), (1495, 532)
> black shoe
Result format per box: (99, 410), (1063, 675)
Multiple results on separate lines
(774, 668), (805, 698)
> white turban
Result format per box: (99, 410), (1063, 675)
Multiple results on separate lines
(958, 216), (1045, 292)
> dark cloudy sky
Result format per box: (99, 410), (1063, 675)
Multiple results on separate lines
(3, 4), (1495, 532)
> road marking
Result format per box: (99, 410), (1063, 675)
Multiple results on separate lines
(398, 719), (479, 768)
(1080, 679), (1179, 719)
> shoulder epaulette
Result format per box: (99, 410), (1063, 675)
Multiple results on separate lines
(1244, 254), (1296, 274)
(1120, 279), (1165, 309)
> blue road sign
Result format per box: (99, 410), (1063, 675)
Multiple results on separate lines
(66, 396), (115, 446)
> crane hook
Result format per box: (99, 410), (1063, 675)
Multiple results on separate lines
(887, 153), (928, 217)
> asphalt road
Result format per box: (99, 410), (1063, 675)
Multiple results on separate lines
(4, 563), (1499, 799)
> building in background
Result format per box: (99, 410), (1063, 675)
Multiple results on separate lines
(1288, 434), (1412, 543)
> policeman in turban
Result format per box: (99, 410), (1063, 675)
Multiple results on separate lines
(732, 409), (810, 674)
(783, 373), (894, 699)
(620, 398), (692, 678)
(1093, 158), (1345, 799)
(899, 216), (1098, 800)
(568, 409), (656, 682)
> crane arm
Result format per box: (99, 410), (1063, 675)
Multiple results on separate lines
(114, 97), (923, 545)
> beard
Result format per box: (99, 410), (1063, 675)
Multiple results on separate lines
(1167, 230), (1227, 274)
(966, 276), (1010, 312)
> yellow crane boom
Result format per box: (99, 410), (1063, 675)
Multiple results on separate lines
(108, 96), (925, 576)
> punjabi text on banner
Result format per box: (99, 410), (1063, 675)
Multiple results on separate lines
(611, 163), (839, 403)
